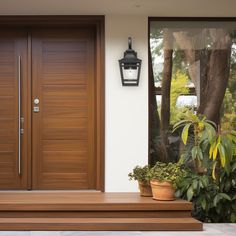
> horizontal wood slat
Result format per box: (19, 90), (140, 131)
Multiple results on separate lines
(0, 217), (203, 231)
(0, 210), (192, 218)
(0, 192), (192, 211)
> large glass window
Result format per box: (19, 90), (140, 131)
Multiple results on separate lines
(149, 19), (236, 164)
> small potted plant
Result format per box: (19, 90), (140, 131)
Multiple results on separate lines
(128, 165), (152, 197)
(148, 162), (187, 201)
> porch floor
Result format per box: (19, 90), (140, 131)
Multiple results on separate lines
(0, 192), (202, 231)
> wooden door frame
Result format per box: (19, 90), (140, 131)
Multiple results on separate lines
(0, 16), (105, 192)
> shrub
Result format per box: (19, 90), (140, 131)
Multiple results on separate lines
(176, 158), (236, 223)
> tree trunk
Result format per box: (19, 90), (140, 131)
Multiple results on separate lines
(173, 29), (232, 124)
(149, 50), (163, 165)
(161, 48), (173, 144)
(197, 49), (211, 114)
(202, 49), (231, 123)
(201, 29), (232, 123)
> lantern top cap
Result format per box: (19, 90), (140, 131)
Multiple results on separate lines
(119, 37), (141, 63)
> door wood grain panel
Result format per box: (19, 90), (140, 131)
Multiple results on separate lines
(32, 29), (96, 190)
(0, 31), (28, 189)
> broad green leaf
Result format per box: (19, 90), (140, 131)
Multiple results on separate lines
(213, 139), (220, 161)
(212, 161), (217, 180)
(192, 180), (198, 190)
(224, 138), (233, 163)
(198, 148), (204, 160)
(224, 162), (231, 177)
(201, 198), (206, 210)
(172, 120), (191, 133)
(205, 119), (217, 129)
(175, 189), (181, 198)
(213, 194), (220, 207)
(199, 180), (203, 188)
(181, 123), (191, 145)
(187, 186), (194, 201)
(218, 143), (226, 167)
(204, 123), (216, 140)
(201, 175), (208, 187)
(218, 193), (231, 201)
(227, 134), (236, 143)
(209, 144), (214, 159)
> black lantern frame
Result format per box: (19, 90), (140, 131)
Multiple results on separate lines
(119, 37), (142, 86)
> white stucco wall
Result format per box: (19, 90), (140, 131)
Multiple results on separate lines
(105, 15), (148, 192)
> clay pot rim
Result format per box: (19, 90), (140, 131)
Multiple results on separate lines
(150, 179), (173, 187)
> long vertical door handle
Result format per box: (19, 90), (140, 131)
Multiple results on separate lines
(18, 55), (22, 175)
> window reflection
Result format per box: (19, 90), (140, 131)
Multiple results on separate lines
(149, 20), (236, 164)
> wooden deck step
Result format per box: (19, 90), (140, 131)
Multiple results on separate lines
(0, 192), (192, 211)
(0, 217), (203, 231)
(0, 192), (203, 231)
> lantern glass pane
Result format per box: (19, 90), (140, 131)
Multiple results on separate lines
(122, 67), (138, 80)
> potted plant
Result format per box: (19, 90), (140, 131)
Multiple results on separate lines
(128, 165), (152, 197)
(148, 162), (187, 201)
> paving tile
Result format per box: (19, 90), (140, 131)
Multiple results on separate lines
(31, 232), (61, 236)
(0, 232), (30, 236)
(0, 224), (236, 236)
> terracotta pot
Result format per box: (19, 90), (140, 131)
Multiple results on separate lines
(138, 181), (153, 197)
(150, 180), (175, 201)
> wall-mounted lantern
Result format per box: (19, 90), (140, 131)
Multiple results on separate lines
(119, 37), (142, 86)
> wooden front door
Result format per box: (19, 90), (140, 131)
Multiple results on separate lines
(0, 31), (28, 189)
(0, 23), (103, 190)
(31, 29), (96, 190)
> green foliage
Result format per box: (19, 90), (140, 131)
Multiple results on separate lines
(221, 88), (236, 130)
(173, 113), (216, 171)
(128, 165), (151, 182)
(209, 130), (236, 179)
(173, 113), (236, 179)
(173, 113), (236, 222)
(157, 70), (193, 129)
(147, 162), (187, 188)
(176, 158), (236, 223)
(220, 47), (236, 130)
(170, 71), (189, 109)
(170, 70), (191, 126)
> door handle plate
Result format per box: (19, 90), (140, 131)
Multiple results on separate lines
(33, 107), (40, 113)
